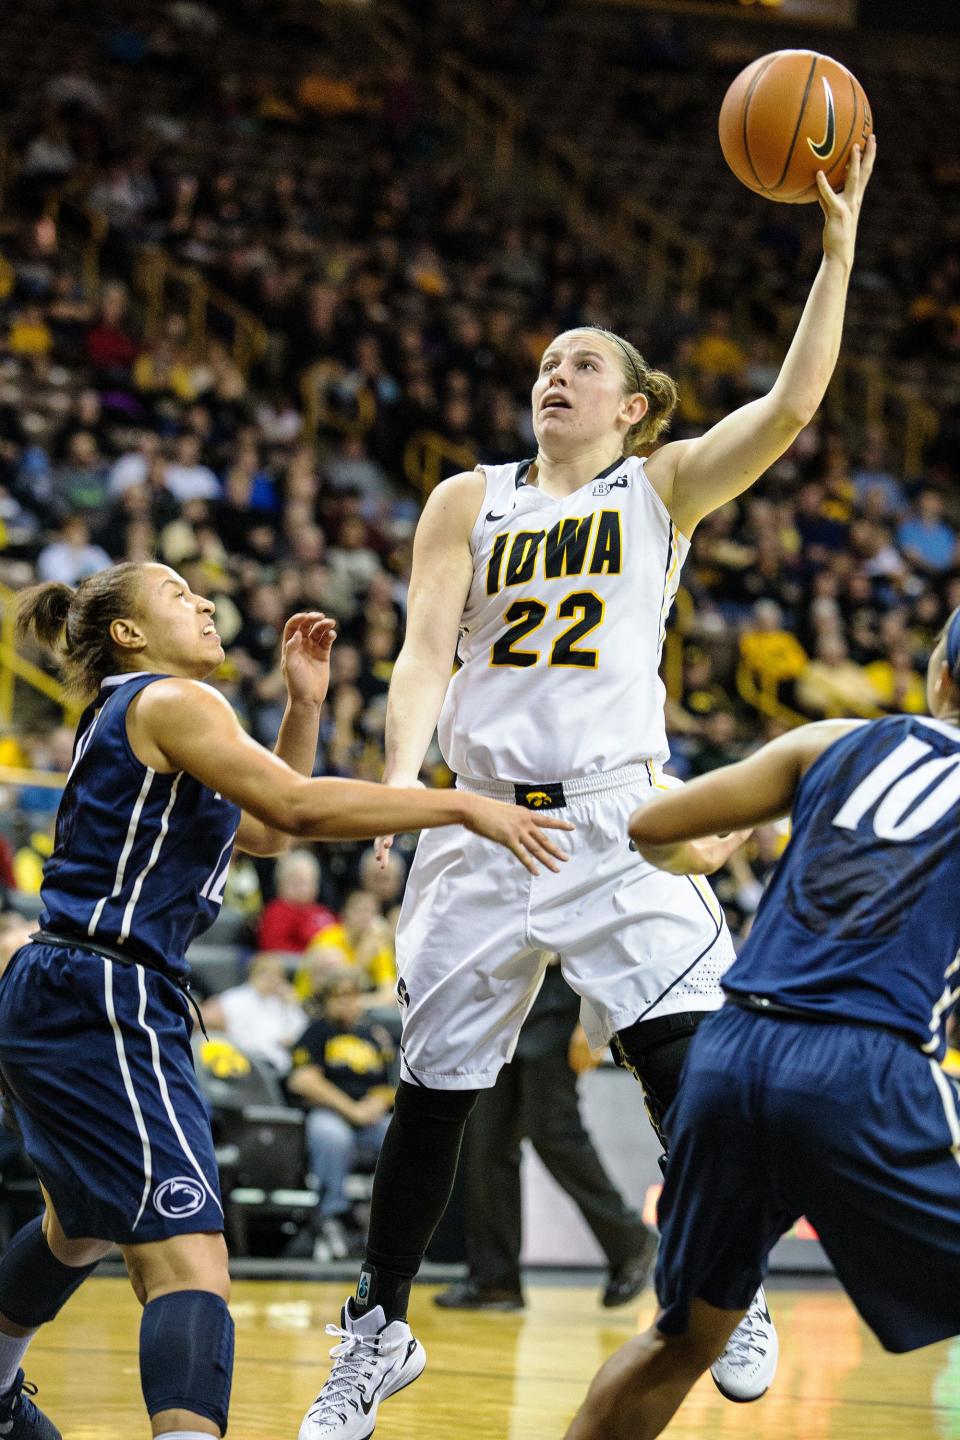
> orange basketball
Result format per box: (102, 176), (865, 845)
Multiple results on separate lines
(719, 50), (873, 205)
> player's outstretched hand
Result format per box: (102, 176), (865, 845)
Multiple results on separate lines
(817, 133), (876, 265)
(632, 827), (752, 877)
(464, 796), (574, 875)
(281, 612), (337, 707)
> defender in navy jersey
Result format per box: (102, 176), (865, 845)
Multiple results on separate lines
(0, 562), (568, 1440)
(566, 612), (960, 1440)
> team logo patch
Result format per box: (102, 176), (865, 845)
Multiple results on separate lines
(514, 781), (566, 810)
(357, 1269), (373, 1304)
(592, 474), (629, 496)
(153, 1175), (207, 1219)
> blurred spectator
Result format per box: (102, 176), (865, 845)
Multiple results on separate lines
(851, 424), (907, 516)
(256, 849), (337, 953)
(163, 433), (221, 502)
(796, 634), (883, 719)
(895, 489), (958, 575)
(287, 968), (395, 1257)
(201, 952), (307, 1076)
(37, 515), (111, 585)
(305, 889), (396, 1006)
(84, 283), (138, 376)
(738, 601), (808, 713)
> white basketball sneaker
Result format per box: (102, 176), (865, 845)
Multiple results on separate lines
(298, 1300), (426, 1440)
(710, 1285), (779, 1403)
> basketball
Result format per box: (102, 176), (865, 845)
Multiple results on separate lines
(719, 50), (873, 204)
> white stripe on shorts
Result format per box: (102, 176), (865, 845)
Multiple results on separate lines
(103, 958), (153, 1231)
(929, 1058), (960, 1168)
(133, 964), (223, 1216)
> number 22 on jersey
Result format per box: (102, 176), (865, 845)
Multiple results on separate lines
(491, 590), (606, 669)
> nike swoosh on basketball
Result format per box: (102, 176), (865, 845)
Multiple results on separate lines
(808, 77), (836, 160)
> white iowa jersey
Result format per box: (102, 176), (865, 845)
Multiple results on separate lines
(437, 456), (690, 782)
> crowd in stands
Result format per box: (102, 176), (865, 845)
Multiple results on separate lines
(0, 0), (956, 1241)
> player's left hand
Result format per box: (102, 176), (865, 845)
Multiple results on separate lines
(281, 612), (337, 707)
(817, 133), (876, 264)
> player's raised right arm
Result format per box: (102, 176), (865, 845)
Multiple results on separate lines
(127, 675), (571, 874)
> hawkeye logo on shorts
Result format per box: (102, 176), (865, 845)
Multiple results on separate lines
(153, 1176), (207, 1219)
(526, 791), (553, 807)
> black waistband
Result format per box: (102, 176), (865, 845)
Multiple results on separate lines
(30, 929), (207, 1037)
(514, 781), (566, 810)
(725, 992), (919, 1047)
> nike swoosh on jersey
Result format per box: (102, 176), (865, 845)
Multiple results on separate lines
(486, 509), (510, 523)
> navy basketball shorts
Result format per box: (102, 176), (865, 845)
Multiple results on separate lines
(654, 1003), (960, 1353)
(0, 941), (223, 1244)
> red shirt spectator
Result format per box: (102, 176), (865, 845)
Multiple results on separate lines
(85, 283), (138, 373)
(256, 849), (337, 952)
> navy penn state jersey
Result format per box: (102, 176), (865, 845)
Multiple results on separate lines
(725, 714), (960, 1059)
(40, 673), (241, 978)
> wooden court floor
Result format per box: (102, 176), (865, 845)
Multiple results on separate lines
(25, 1278), (960, 1439)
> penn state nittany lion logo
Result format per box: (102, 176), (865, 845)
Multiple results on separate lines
(808, 77), (836, 161)
(153, 1176), (207, 1219)
(526, 791), (552, 808)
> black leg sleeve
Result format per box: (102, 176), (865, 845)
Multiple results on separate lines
(613, 1012), (711, 1153)
(358, 1080), (479, 1320)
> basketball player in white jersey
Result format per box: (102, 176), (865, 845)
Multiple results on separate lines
(298, 139), (875, 1440)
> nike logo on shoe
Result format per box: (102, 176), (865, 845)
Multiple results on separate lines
(359, 1365), (394, 1416)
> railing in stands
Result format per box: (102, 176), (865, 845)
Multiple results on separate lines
(43, 190), (270, 379)
(134, 246), (270, 377)
(735, 657), (808, 728)
(0, 584), (80, 727)
(300, 361), (377, 443)
(826, 356), (938, 481)
(403, 431), (477, 497)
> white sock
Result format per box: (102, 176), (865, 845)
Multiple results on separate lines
(0, 1330), (32, 1394)
(154, 1433), (217, 1439)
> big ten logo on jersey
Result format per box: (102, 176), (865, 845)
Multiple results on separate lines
(592, 473), (630, 497)
(832, 734), (960, 842)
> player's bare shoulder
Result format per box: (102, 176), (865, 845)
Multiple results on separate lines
(642, 439), (694, 516)
(126, 676), (236, 772)
(415, 468), (487, 550)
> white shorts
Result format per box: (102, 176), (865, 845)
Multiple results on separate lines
(395, 763), (735, 1089)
